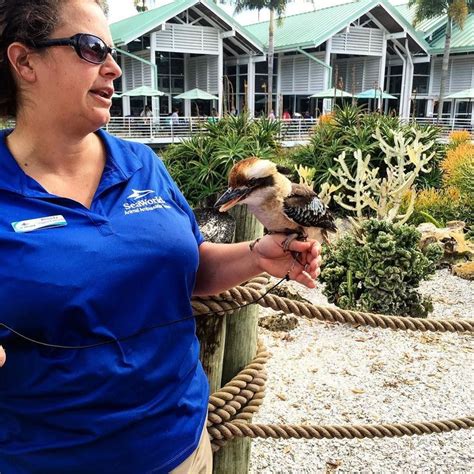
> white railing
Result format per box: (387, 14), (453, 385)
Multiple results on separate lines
(3, 116), (472, 144)
(409, 117), (474, 140)
(104, 116), (317, 143)
(104, 116), (210, 142)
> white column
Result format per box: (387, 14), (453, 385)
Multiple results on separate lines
(276, 53), (282, 117)
(150, 33), (159, 116)
(247, 57), (255, 117)
(404, 44), (414, 119)
(120, 53), (131, 116)
(426, 100), (434, 117)
(218, 34), (224, 116)
(378, 33), (387, 110)
(324, 38), (332, 113)
(324, 38), (332, 88)
(184, 53), (191, 117)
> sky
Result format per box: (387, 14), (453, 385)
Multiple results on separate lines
(107, 0), (409, 25)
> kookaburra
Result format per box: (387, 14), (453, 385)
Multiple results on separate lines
(215, 157), (336, 247)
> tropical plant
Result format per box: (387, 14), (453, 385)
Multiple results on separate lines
(448, 129), (472, 146)
(290, 105), (442, 204)
(233, 0), (289, 116)
(162, 113), (281, 207)
(441, 141), (474, 198)
(409, 186), (473, 226)
(409, 0), (474, 120)
(320, 219), (443, 318)
(329, 127), (437, 225)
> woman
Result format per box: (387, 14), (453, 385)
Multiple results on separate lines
(0, 0), (321, 472)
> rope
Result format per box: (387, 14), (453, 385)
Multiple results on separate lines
(192, 277), (474, 333)
(207, 341), (474, 452)
(202, 277), (473, 451)
(213, 417), (474, 441)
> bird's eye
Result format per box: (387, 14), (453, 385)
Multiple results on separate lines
(248, 178), (258, 186)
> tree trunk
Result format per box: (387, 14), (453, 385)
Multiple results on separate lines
(437, 17), (452, 122)
(266, 9), (275, 117)
(213, 206), (263, 474)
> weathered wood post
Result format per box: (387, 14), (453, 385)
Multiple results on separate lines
(213, 206), (263, 474)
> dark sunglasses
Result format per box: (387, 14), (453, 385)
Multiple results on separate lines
(32, 33), (118, 65)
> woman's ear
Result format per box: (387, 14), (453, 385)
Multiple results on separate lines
(7, 42), (38, 84)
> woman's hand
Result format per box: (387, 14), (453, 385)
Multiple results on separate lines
(0, 345), (6, 367)
(252, 234), (322, 288)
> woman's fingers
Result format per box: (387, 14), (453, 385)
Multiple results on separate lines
(0, 345), (6, 367)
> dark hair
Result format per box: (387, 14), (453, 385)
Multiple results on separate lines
(0, 0), (108, 118)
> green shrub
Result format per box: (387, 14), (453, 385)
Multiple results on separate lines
(320, 219), (443, 318)
(162, 113), (281, 207)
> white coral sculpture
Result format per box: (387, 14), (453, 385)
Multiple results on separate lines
(329, 127), (436, 226)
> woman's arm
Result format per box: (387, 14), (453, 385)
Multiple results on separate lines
(193, 234), (321, 296)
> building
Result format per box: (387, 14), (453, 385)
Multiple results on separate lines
(110, 0), (474, 122)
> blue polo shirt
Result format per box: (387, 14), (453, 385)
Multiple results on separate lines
(0, 129), (208, 473)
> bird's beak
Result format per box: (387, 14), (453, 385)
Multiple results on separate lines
(215, 187), (250, 212)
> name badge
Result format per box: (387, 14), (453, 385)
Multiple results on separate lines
(12, 215), (67, 233)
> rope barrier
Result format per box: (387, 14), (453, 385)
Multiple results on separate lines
(193, 276), (474, 333)
(198, 276), (473, 451)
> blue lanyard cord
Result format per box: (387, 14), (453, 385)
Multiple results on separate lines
(0, 276), (288, 350)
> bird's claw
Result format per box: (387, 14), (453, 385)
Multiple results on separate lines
(281, 232), (307, 266)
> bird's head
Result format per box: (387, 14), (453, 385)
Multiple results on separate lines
(215, 157), (279, 212)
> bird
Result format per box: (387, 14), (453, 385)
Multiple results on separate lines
(214, 157), (336, 250)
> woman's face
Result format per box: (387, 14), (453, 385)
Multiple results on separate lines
(30, 0), (122, 133)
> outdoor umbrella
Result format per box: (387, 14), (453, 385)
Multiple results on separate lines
(445, 88), (474, 126)
(174, 88), (218, 116)
(445, 88), (474, 100)
(121, 85), (165, 97)
(356, 89), (396, 100)
(309, 87), (353, 98)
(173, 88), (218, 100)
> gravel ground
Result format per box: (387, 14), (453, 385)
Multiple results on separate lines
(250, 269), (474, 473)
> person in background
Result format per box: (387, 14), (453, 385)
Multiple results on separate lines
(0, 0), (322, 472)
(140, 104), (153, 128)
(268, 109), (276, 120)
(170, 107), (179, 125)
(282, 108), (291, 120)
(208, 107), (218, 123)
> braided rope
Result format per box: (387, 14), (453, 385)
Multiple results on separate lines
(207, 341), (474, 451)
(203, 277), (473, 450)
(214, 417), (474, 441)
(192, 278), (474, 333)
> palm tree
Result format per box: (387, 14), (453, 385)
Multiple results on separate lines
(234, 0), (289, 117)
(409, 0), (474, 120)
(134, 0), (147, 12)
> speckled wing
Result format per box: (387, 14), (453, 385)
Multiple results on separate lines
(283, 184), (336, 231)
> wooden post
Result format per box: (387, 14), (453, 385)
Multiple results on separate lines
(213, 206), (263, 474)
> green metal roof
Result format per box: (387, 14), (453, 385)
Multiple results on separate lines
(110, 0), (192, 46)
(429, 14), (474, 54)
(394, 2), (446, 36)
(244, 0), (429, 52)
(393, 3), (474, 54)
(110, 0), (263, 50)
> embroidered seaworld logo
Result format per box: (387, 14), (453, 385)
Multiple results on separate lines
(123, 189), (171, 215)
(127, 189), (155, 200)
